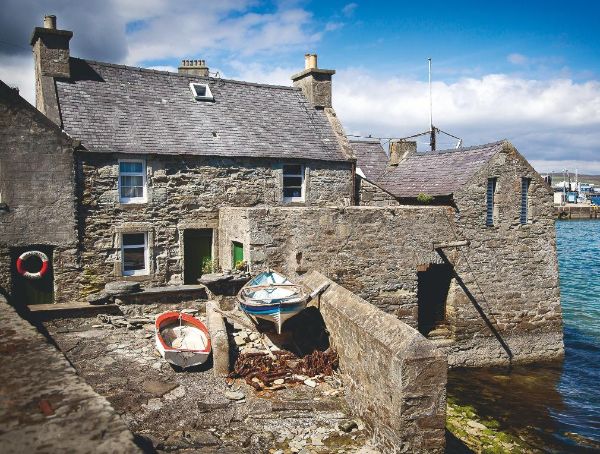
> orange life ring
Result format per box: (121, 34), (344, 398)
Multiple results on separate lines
(16, 251), (49, 280)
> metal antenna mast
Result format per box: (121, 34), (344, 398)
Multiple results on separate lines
(428, 58), (436, 151)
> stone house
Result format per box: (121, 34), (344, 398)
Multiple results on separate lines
(0, 80), (78, 306)
(26, 16), (354, 304)
(0, 15), (563, 367)
(347, 138), (564, 365)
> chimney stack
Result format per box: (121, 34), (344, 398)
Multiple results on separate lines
(30, 15), (73, 125)
(388, 140), (417, 166)
(291, 53), (335, 109)
(178, 59), (209, 77)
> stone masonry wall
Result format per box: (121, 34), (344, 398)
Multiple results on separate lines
(301, 271), (446, 453)
(0, 83), (77, 302)
(219, 202), (563, 367)
(356, 176), (400, 206)
(220, 206), (456, 326)
(442, 143), (563, 366)
(71, 152), (352, 302)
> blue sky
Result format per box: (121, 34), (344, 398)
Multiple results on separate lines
(1, 0), (599, 173)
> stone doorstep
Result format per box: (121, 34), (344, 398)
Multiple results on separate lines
(28, 302), (121, 319)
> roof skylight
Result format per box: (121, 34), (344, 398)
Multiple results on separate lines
(190, 83), (214, 101)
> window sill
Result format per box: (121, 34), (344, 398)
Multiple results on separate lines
(118, 273), (152, 281)
(118, 202), (147, 209)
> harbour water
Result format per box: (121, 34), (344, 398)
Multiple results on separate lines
(448, 220), (600, 452)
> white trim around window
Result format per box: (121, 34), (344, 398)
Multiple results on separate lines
(118, 158), (147, 204)
(283, 164), (305, 203)
(121, 232), (149, 276)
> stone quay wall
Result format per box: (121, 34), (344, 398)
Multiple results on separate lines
(68, 152), (352, 302)
(0, 82), (78, 303)
(219, 205), (564, 367)
(301, 271), (446, 453)
(0, 294), (140, 453)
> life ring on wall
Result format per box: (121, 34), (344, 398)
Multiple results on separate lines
(16, 251), (49, 280)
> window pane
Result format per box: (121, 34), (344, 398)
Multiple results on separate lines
(284, 188), (302, 198)
(123, 247), (145, 271)
(123, 233), (145, 246)
(283, 165), (302, 175)
(121, 175), (143, 187)
(194, 84), (207, 96)
(130, 186), (143, 198)
(120, 161), (143, 173)
(120, 186), (133, 198)
(283, 176), (302, 187)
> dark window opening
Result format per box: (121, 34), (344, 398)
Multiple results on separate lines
(417, 263), (453, 336)
(486, 178), (497, 226)
(520, 178), (530, 224)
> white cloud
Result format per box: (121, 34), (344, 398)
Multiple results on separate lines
(342, 3), (358, 17)
(507, 53), (528, 65)
(123, 2), (319, 64)
(331, 69), (600, 171)
(0, 54), (34, 105)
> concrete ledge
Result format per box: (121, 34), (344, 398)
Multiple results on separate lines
(117, 285), (208, 305)
(0, 295), (140, 453)
(301, 271), (447, 454)
(206, 300), (229, 377)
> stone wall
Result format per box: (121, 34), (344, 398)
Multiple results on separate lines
(218, 203), (563, 367)
(0, 294), (140, 453)
(356, 176), (400, 206)
(71, 152), (352, 302)
(219, 206), (455, 325)
(443, 143), (563, 366)
(301, 271), (446, 453)
(0, 82), (77, 303)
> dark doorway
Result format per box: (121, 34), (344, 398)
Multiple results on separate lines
(11, 245), (54, 305)
(184, 229), (213, 284)
(417, 263), (453, 336)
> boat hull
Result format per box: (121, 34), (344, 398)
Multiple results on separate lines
(155, 311), (211, 369)
(237, 271), (308, 334)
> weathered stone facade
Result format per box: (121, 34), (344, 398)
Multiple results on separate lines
(219, 183), (563, 367)
(356, 176), (400, 206)
(302, 271), (447, 453)
(70, 152), (352, 302)
(0, 81), (77, 304)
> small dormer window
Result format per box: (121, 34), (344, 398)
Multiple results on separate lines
(190, 83), (213, 101)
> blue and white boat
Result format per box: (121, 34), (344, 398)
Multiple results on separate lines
(237, 270), (308, 334)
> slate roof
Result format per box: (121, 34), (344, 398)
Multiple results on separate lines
(55, 58), (349, 162)
(350, 139), (389, 181)
(375, 140), (505, 198)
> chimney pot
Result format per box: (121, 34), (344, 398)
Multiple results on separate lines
(178, 58), (209, 77)
(305, 53), (318, 70)
(44, 15), (57, 30)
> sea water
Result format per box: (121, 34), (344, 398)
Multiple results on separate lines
(448, 220), (600, 452)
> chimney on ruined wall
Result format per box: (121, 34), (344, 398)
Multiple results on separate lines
(388, 140), (417, 166)
(178, 59), (210, 77)
(291, 54), (335, 109)
(30, 15), (72, 125)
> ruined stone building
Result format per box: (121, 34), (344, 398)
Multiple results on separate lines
(0, 16), (563, 367)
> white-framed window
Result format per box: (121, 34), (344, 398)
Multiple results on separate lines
(283, 164), (305, 203)
(189, 82), (214, 101)
(121, 232), (148, 276)
(118, 159), (146, 203)
(520, 177), (531, 224)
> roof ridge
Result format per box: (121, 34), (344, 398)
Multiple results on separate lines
(423, 139), (507, 156)
(75, 58), (301, 91)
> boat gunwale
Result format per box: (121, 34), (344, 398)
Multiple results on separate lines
(155, 311), (212, 353)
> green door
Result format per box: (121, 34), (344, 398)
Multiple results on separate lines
(184, 229), (213, 284)
(232, 241), (244, 268)
(11, 246), (54, 305)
